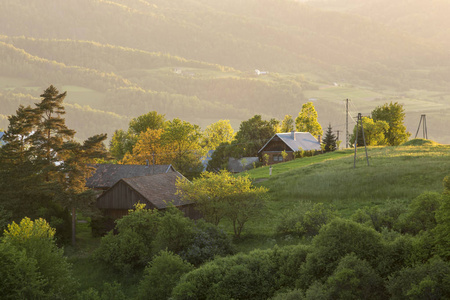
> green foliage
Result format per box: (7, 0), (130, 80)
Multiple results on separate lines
(137, 251), (194, 300)
(300, 219), (384, 286)
(0, 242), (45, 299)
(322, 123), (337, 152)
(128, 111), (166, 136)
(372, 102), (410, 146)
(351, 200), (406, 232)
(109, 129), (135, 160)
(202, 120), (235, 151)
(324, 254), (387, 300)
(277, 203), (337, 237)
(433, 193), (450, 260)
(2, 217), (77, 299)
(397, 192), (441, 234)
(350, 116), (388, 147)
(177, 170), (268, 237)
(280, 115), (295, 132)
(179, 220), (235, 267)
(234, 115), (279, 157)
(172, 244), (310, 300)
(295, 102), (322, 138)
(206, 142), (232, 172)
(96, 204), (233, 272)
(387, 256), (450, 299)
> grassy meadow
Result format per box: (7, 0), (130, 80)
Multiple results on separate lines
(231, 144), (450, 251)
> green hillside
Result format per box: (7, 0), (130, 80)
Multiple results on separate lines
(235, 144), (450, 247)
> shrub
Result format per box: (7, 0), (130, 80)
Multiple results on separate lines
(179, 220), (235, 266)
(325, 254), (388, 300)
(387, 256), (450, 299)
(433, 193), (450, 260)
(2, 217), (77, 299)
(172, 244), (311, 300)
(138, 251), (194, 300)
(351, 200), (406, 232)
(300, 218), (384, 287)
(277, 203), (337, 237)
(397, 192), (441, 234)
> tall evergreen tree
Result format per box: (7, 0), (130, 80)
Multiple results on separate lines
(281, 115), (294, 132)
(0, 85), (108, 244)
(322, 124), (337, 152)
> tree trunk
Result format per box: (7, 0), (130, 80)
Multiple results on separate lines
(71, 206), (76, 246)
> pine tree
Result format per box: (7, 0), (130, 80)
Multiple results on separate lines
(0, 85), (108, 244)
(322, 124), (337, 152)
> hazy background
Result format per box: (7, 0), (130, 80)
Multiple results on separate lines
(1, 0), (449, 143)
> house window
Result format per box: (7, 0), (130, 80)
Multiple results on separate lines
(273, 155), (283, 162)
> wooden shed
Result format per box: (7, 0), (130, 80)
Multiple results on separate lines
(96, 172), (199, 220)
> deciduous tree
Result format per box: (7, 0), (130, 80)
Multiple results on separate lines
(371, 102), (410, 146)
(295, 102), (322, 138)
(280, 114), (294, 132)
(202, 120), (235, 151)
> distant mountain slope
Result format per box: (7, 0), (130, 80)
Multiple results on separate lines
(0, 0), (448, 89)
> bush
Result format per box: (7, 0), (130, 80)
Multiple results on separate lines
(2, 217), (77, 299)
(179, 220), (235, 266)
(0, 242), (44, 299)
(172, 244), (311, 300)
(277, 203), (337, 237)
(433, 193), (450, 260)
(138, 251), (194, 300)
(96, 205), (234, 272)
(397, 192), (441, 234)
(324, 254), (388, 300)
(351, 200), (406, 232)
(300, 218), (384, 287)
(387, 256), (450, 299)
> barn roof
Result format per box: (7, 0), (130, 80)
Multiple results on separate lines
(98, 172), (189, 210)
(86, 163), (176, 189)
(258, 132), (321, 153)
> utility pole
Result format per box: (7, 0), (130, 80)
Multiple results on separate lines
(345, 98), (349, 148)
(353, 113), (370, 168)
(415, 114), (428, 139)
(336, 130), (340, 149)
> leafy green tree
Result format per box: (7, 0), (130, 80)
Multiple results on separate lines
(128, 111), (166, 136)
(162, 118), (204, 178)
(387, 256), (450, 299)
(109, 129), (134, 160)
(295, 102), (322, 138)
(234, 115), (279, 157)
(322, 123), (337, 152)
(433, 193), (450, 260)
(2, 217), (77, 298)
(300, 219), (384, 287)
(206, 142), (232, 172)
(177, 170), (268, 237)
(202, 119), (235, 151)
(397, 192), (441, 234)
(280, 114), (295, 132)
(137, 251), (194, 300)
(350, 117), (388, 146)
(324, 254), (387, 300)
(371, 102), (410, 146)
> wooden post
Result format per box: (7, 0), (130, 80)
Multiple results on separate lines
(71, 206), (76, 246)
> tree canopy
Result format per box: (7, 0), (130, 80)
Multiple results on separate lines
(295, 102), (323, 138)
(371, 102), (410, 146)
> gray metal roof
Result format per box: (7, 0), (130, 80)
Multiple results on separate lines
(258, 132), (321, 153)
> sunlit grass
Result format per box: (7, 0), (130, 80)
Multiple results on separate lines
(228, 145), (450, 251)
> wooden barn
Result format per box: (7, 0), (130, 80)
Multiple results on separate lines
(258, 131), (321, 164)
(86, 163), (176, 191)
(96, 172), (200, 220)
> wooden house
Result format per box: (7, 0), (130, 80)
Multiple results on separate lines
(86, 163), (176, 191)
(258, 132), (321, 164)
(96, 172), (200, 220)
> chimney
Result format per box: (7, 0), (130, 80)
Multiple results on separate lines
(291, 131), (296, 141)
